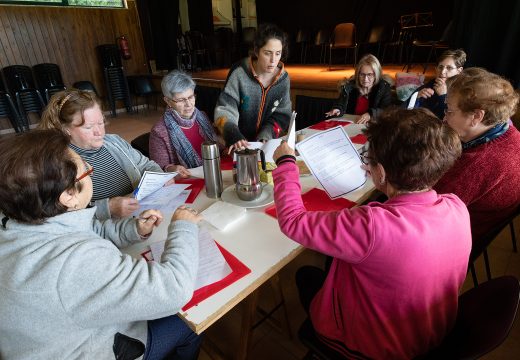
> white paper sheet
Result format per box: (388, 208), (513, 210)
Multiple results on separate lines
(134, 171), (177, 200)
(246, 139), (283, 163)
(286, 111), (297, 149)
(296, 126), (367, 198)
(132, 185), (191, 217)
(407, 91), (419, 109)
(201, 201), (246, 231)
(149, 227), (232, 290)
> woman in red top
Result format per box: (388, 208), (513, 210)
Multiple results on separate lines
(435, 67), (520, 239)
(325, 54), (392, 124)
(149, 70), (220, 174)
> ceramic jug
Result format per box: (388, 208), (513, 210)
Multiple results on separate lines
(235, 148), (266, 201)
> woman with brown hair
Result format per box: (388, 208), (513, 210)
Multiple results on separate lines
(435, 67), (520, 239)
(325, 54), (392, 124)
(214, 23), (292, 152)
(0, 129), (202, 360)
(271, 108), (471, 358)
(39, 89), (169, 220)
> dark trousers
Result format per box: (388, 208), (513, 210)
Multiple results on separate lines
(144, 315), (202, 360)
(295, 265), (327, 314)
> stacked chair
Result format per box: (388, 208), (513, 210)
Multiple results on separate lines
(2, 65), (45, 130)
(96, 44), (133, 117)
(32, 63), (66, 103)
(0, 76), (25, 133)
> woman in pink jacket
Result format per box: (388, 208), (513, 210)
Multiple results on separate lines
(272, 108), (472, 359)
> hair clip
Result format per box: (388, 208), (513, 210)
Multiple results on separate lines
(58, 93), (74, 113)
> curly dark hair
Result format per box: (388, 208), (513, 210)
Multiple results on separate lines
(0, 130), (78, 224)
(364, 107), (462, 191)
(252, 23), (288, 61)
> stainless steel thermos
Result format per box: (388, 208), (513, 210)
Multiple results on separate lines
(202, 141), (223, 198)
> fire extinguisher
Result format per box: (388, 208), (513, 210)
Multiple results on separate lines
(117, 35), (131, 60)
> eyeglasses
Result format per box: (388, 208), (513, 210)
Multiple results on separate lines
(75, 160), (93, 182)
(359, 73), (375, 79)
(437, 65), (457, 72)
(359, 149), (374, 165)
(170, 94), (196, 105)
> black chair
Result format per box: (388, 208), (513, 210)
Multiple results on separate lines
(311, 28), (331, 64)
(127, 75), (160, 113)
(294, 95), (335, 130)
(469, 206), (519, 287)
(299, 276), (520, 360)
(185, 31), (212, 71)
(406, 21), (453, 73)
(102, 67), (133, 117)
(359, 25), (386, 59)
(2, 65), (45, 128)
(296, 29), (311, 64)
(131, 132), (150, 158)
(32, 63), (66, 103)
(72, 81), (99, 96)
(422, 276), (520, 359)
(0, 90), (25, 133)
(195, 85), (221, 121)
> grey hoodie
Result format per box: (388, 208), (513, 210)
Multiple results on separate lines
(0, 207), (198, 359)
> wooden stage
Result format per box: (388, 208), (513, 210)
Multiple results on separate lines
(191, 63), (437, 103)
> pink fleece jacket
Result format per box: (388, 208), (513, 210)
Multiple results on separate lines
(273, 161), (471, 359)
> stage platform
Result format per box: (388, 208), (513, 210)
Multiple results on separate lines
(191, 63), (437, 101)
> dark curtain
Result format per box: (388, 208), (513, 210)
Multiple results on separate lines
(187, 0), (214, 36)
(256, 0), (453, 63)
(137, 0), (180, 71)
(452, 0), (520, 87)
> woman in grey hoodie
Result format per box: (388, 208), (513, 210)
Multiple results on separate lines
(0, 130), (202, 360)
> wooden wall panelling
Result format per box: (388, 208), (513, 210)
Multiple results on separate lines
(0, 1), (149, 131)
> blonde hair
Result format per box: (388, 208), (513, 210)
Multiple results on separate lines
(448, 67), (519, 126)
(355, 54), (382, 88)
(39, 89), (101, 132)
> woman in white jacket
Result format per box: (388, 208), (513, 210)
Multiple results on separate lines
(0, 129), (202, 360)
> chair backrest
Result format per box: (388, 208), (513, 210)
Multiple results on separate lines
(2, 65), (37, 93)
(128, 76), (156, 96)
(331, 23), (356, 48)
(32, 63), (65, 89)
(130, 132), (150, 158)
(367, 25), (385, 44)
(424, 276), (520, 359)
(72, 81), (99, 96)
(295, 95), (335, 130)
(296, 29), (310, 44)
(314, 28), (331, 46)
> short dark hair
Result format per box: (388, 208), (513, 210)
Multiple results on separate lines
(0, 130), (78, 224)
(438, 49), (467, 68)
(252, 23), (288, 61)
(364, 107), (462, 191)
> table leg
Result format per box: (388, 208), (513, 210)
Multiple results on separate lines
(236, 289), (259, 360)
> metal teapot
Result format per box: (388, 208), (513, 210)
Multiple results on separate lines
(235, 148), (266, 201)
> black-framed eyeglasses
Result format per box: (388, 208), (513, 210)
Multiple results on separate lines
(75, 160), (93, 182)
(359, 148), (374, 166)
(170, 94), (196, 105)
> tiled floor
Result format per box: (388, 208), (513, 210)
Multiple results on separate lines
(107, 109), (520, 359)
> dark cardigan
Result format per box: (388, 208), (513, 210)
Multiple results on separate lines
(332, 79), (392, 118)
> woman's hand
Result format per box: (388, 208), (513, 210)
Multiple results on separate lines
(356, 113), (371, 124)
(166, 165), (191, 178)
(418, 87), (434, 99)
(172, 205), (202, 223)
(433, 78), (447, 96)
(227, 139), (249, 154)
(136, 209), (163, 237)
(273, 140), (296, 162)
(325, 108), (341, 117)
(109, 196), (139, 218)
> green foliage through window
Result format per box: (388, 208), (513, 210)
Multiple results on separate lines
(0, 0), (125, 8)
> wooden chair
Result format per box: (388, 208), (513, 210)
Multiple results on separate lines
(131, 132), (151, 158)
(328, 23), (358, 70)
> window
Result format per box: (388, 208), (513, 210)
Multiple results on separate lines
(0, 0), (125, 8)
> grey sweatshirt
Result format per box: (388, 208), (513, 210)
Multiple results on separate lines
(0, 207), (199, 359)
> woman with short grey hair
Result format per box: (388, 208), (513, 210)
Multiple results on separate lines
(150, 70), (219, 171)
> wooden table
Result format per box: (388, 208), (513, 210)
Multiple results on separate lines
(124, 116), (374, 359)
